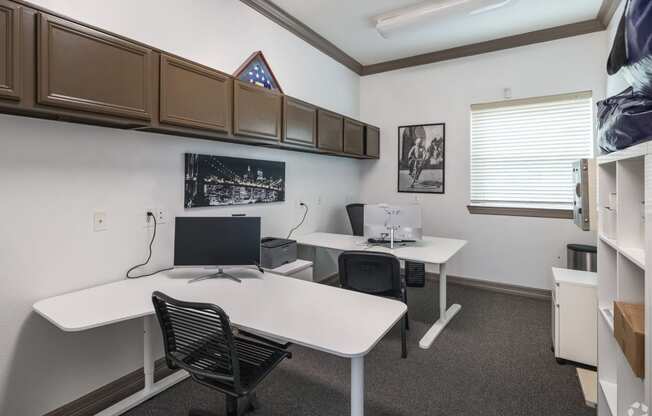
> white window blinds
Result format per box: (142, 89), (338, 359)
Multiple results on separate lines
(470, 92), (594, 208)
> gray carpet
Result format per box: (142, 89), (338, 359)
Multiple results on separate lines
(125, 280), (595, 416)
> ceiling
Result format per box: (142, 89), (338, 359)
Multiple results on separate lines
(271, 0), (605, 65)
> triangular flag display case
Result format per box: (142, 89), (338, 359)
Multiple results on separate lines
(233, 51), (283, 93)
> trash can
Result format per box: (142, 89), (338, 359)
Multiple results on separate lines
(567, 244), (597, 272)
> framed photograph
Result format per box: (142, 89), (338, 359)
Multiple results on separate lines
(397, 123), (445, 194)
(185, 153), (285, 208)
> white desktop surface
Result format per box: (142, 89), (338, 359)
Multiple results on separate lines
(33, 268), (406, 358)
(296, 232), (467, 264)
(296, 231), (467, 350)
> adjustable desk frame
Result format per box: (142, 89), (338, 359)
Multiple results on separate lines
(97, 316), (188, 416)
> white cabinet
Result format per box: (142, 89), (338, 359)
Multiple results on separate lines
(552, 267), (597, 366)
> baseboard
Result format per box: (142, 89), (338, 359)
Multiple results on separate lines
(427, 272), (552, 301)
(319, 270), (550, 301)
(44, 358), (178, 416)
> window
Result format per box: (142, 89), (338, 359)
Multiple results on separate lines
(469, 91), (594, 218)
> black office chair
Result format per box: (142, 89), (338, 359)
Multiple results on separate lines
(346, 203), (365, 237)
(338, 251), (409, 358)
(152, 291), (291, 416)
(345, 203), (426, 288)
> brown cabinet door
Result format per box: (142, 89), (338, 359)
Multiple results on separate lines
(344, 118), (364, 155)
(37, 13), (152, 120)
(0, 0), (21, 101)
(317, 109), (343, 152)
(159, 54), (232, 133)
(366, 125), (380, 158)
(283, 96), (316, 147)
(233, 80), (282, 142)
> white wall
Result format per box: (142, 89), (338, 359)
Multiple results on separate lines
(0, 1), (360, 414)
(359, 32), (608, 290)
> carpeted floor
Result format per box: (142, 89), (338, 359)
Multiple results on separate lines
(125, 280), (595, 416)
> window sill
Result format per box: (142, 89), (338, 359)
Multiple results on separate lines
(467, 204), (573, 219)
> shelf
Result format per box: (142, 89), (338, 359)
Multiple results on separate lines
(600, 306), (615, 332)
(599, 380), (617, 416)
(620, 246), (646, 270)
(599, 234), (618, 251)
(598, 234), (646, 270)
(597, 142), (649, 165)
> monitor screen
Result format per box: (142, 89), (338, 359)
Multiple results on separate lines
(363, 204), (423, 241)
(174, 217), (261, 267)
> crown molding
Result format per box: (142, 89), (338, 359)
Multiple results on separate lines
(362, 19), (605, 75)
(240, 0), (363, 74)
(597, 0), (623, 27)
(242, 0), (610, 77)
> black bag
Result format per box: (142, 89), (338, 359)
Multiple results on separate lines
(607, 0), (652, 96)
(597, 87), (652, 153)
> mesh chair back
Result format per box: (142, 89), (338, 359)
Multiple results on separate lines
(338, 251), (401, 297)
(346, 203), (365, 237)
(152, 291), (242, 392)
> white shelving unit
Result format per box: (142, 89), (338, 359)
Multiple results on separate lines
(597, 142), (649, 416)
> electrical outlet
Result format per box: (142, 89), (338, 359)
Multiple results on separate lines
(144, 208), (167, 227)
(154, 208), (167, 224)
(144, 208), (156, 228)
(93, 211), (108, 232)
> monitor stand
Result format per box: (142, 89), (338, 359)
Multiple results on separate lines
(188, 268), (242, 284)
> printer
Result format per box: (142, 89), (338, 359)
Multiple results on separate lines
(260, 237), (298, 269)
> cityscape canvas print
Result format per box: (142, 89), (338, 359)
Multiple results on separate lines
(397, 123), (445, 194)
(185, 153), (285, 208)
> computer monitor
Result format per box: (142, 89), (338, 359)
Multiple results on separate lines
(174, 217), (261, 273)
(363, 204), (423, 243)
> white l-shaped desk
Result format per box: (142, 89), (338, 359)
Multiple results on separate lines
(296, 232), (467, 349)
(34, 269), (406, 416)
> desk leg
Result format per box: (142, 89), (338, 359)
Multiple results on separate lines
(418, 262), (462, 349)
(143, 315), (155, 390)
(351, 356), (364, 416)
(94, 316), (189, 416)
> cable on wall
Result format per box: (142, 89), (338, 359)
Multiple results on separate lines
(287, 203), (308, 239)
(126, 213), (174, 279)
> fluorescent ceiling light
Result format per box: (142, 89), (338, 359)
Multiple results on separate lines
(375, 0), (515, 39)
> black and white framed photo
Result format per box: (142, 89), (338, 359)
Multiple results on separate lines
(185, 153), (285, 208)
(397, 123), (445, 194)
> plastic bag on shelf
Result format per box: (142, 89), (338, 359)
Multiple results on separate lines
(597, 87), (652, 153)
(607, 0), (652, 96)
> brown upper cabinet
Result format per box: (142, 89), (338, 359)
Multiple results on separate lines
(0, 0), (381, 160)
(159, 54), (232, 133)
(366, 125), (380, 158)
(37, 13), (153, 121)
(317, 109), (343, 152)
(343, 118), (364, 156)
(0, 0), (21, 101)
(233, 80), (282, 142)
(283, 96), (316, 148)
